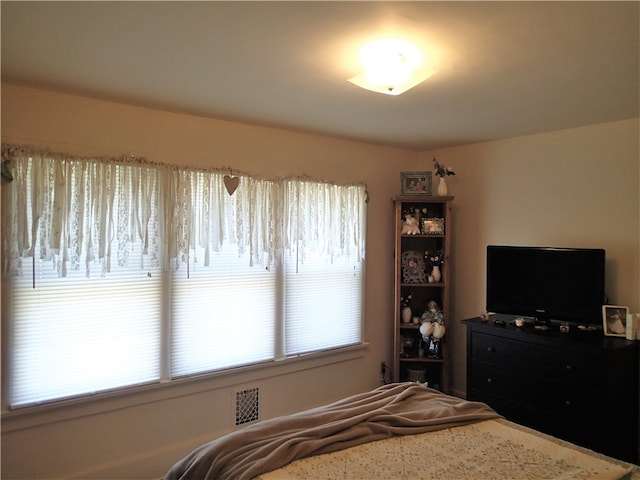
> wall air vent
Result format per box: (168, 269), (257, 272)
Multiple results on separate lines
(234, 386), (260, 426)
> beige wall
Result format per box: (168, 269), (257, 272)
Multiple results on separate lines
(419, 120), (640, 394)
(0, 84), (412, 479)
(1, 83), (638, 479)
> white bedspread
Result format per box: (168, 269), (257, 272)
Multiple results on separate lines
(259, 418), (637, 480)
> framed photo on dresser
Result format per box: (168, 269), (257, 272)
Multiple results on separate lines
(602, 305), (628, 337)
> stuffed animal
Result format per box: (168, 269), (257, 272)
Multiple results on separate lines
(401, 213), (420, 235)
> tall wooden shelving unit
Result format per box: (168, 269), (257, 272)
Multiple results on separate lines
(392, 196), (453, 392)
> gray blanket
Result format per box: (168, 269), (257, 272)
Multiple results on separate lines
(164, 383), (501, 480)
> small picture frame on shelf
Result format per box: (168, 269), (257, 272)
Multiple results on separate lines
(422, 217), (445, 235)
(400, 172), (432, 195)
(401, 250), (427, 283)
(602, 305), (628, 337)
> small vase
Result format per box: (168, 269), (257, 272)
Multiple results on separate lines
(437, 177), (448, 196)
(431, 265), (442, 283)
(401, 306), (412, 323)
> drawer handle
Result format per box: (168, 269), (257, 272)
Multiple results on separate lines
(565, 400), (572, 407)
(487, 347), (495, 353)
(565, 365), (573, 371)
(487, 377), (494, 384)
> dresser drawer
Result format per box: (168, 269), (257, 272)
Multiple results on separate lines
(470, 331), (603, 386)
(469, 361), (560, 412)
(470, 361), (604, 421)
(557, 350), (602, 386)
(470, 331), (558, 375)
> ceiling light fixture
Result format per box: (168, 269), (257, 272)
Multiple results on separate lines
(348, 38), (436, 96)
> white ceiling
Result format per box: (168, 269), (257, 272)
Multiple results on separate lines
(1, 1), (638, 151)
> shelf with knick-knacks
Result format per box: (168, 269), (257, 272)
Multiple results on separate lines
(392, 196), (453, 392)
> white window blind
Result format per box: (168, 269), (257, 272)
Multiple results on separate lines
(9, 224), (163, 408)
(284, 250), (363, 355)
(171, 243), (277, 377)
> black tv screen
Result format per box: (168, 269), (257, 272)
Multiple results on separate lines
(486, 245), (605, 326)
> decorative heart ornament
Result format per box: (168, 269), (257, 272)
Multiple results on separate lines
(223, 175), (240, 196)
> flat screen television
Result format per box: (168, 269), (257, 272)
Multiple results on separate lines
(486, 245), (605, 326)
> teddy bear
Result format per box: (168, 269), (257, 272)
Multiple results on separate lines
(401, 213), (421, 235)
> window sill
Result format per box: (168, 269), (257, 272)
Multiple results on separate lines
(2, 342), (369, 433)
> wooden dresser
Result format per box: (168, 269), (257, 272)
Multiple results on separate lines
(464, 316), (639, 464)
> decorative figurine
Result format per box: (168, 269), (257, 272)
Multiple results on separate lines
(421, 300), (444, 324)
(400, 335), (414, 357)
(419, 319), (435, 340)
(420, 301), (445, 358)
(429, 323), (446, 358)
(401, 213), (421, 235)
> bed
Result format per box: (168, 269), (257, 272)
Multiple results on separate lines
(164, 383), (639, 480)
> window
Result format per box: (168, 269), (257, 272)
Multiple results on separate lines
(171, 243), (278, 377)
(284, 250), (363, 355)
(1, 146), (366, 408)
(9, 243), (163, 407)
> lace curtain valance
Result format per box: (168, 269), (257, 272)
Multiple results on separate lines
(1, 144), (367, 278)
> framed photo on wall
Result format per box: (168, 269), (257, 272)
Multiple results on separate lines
(602, 305), (628, 337)
(400, 172), (431, 195)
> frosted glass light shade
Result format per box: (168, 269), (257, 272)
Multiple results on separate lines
(349, 38), (436, 95)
